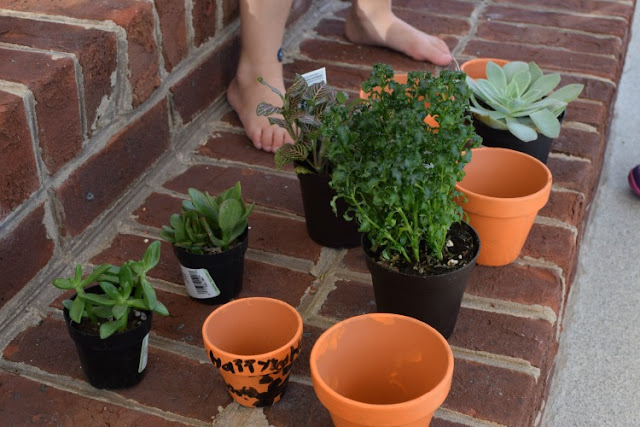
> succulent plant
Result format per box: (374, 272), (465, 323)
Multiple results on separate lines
(466, 61), (583, 142)
(160, 182), (253, 254)
(52, 241), (169, 339)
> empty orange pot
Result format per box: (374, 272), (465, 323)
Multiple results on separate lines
(460, 58), (509, 80)
(202, 297), (303, 407)
(310, 313), (454, 427)
(359, 73), (439, 129)
(455, 147), (552, 266)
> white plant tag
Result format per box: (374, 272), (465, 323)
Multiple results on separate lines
(301, 67), (327, 85)
(180, 266), (221, 299)
(138, 333), (149, 373)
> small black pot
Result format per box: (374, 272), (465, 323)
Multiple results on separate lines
(173, 227), (249, 305)
(297, 171), (361, 248)
(364, 222), (480, 339)
(63, 288), (153, 389)
(473, 112), (565, 164)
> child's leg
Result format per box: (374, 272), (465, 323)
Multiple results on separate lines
(345, 0), (452, 66)
(227, 0), (294, 152)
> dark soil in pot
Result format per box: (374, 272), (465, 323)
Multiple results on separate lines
(173, 227), (249, 305)
(63, 287), (153, 389)
(297, 170), (361, 248)
(364, 221), (480, 338)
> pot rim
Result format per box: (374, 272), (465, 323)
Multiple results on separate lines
(460, 58), (510, 80)
(309, 313), (454, 419)
(201, 297), (303, 361)
(455, 147), (552, 207)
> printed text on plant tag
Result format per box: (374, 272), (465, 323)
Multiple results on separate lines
(180, 266), (221, 298)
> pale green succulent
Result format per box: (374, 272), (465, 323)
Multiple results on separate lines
(466, 61), (584, 142)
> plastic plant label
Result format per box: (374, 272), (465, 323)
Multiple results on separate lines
(138, 333), (149, 373)
(180, 266), (221, 299)
(301, 67), (327, 85)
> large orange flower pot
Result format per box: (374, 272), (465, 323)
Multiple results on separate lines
(460, 58), (509, 80)
(310, 313), (454, 427)
(455, 147), (552, 266)
(359, 73), (439, 128)
(202, 297), (303, 407)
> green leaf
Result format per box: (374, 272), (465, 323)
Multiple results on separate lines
(141, 279), (158, 311)
(69, 296), (85, 324)
(530, 109), (562, 138)
(99, 281), (121, 301)
(528, 62), (544, 83)
(61, 299), (73, 311)
(188, 188), (218, 220)
(506, 117), (538, 142)
(142, 240), (161, 271)
(548, 83), (584, 103)
(486, 61), (507, 90)
(91, 306), (113, 318)
(502, 61), (529, 82)
(112, 304), (128, 320)
(218, 199), (243, 234)
(153, 301), (170, 316)
(527, 73), (561, 98)
(128, 299), (149, 310)
(99, 317), (126, 339)
(80, 293), (116, 306)
(52, 278), (73, 290)
(256, 102), (282, 116)
(511, 70), (532, 97)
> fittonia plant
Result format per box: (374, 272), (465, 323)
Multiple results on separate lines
(466, 61), (583, 142)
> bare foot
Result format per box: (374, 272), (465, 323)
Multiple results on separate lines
(345, 5), (452, 66)
(227, 61), (293, 152)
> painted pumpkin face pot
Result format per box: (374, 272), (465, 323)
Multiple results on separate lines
(202, 297), (303, 407)
(310, 313), (454, 427)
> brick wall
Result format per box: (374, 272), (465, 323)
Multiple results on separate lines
(0, 0), (310, 309)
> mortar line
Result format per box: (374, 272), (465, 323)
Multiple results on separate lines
(435, 407), (506, 427)
(451, 346), (541, 380)
(535, 216), (579, 243)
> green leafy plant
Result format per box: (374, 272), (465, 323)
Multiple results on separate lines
(256, 74), (349, 174)
(160, 182), (253, 254)
(467, 61), (583, 142)
(326, 63), (481, 269)
(52, 241), (169, 339)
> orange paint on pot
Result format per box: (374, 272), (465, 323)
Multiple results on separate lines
(460, 58), (509, 80)
(359, 73), (439, 129)
(202, 297), (303, 407)
(310, 313), (454, 427)
(455, 147), (552, 266)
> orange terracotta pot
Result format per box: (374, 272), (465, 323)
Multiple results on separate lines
(310, 313), (454, 427)
(455, 147), (552, 266)
(359, 73), (439, 129)
(460, 58), (509, 80)
(202, 297), (303, 407)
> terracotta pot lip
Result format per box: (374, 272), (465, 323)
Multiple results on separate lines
(310, 313), (453, 415)
(202, 297), (303, 360)
(456, 147), (552, 205)
(460, 58), (510, 78)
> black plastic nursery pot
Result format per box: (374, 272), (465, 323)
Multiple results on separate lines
(364, 222), (480, 339)
(173, 227), (249, 305)
(473, 112), (565, 164)
(297, 171), (361, 248)
(63, 289), (153, 389)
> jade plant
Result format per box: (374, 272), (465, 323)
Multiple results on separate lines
(52, 241), (169, 339)
(160, 182), (253, 254)
(256, 74), (348, 174)
(326, 63), (481, 270)
(467, 61), (583, 142)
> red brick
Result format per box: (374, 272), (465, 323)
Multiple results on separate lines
(220, 110), (243, 128)
(285, 59), (372, 93)
(0, 0), (161, 107)
(553, 127), (605, 164)
(91, 235), (183, 285)
(475, 21), (623, 57)
(240, 260), (314, 308)
(221, 0), (239, 27)
(4, 316), (232, 421)
(287, 0), (313, 26)
(171, 35), (239, 124)
(463, 39), (619, 80)
(0, 205), (53, 308)
(192, 0), (216, 47)
(450, 308), (556, 368)
(491, 0), (634, 20)
(539, 190), (585, 229)
(198, 131), (287, 170)
(55, 101), (170, 236)
(0, 15), (116, 133)
(263, 381), (333, 426)
(342, 246), (368, 274)
(0, 372), (183, 426)
(563, 74), (616, 105)
(445, 359), (539, 425)
(290, 325), (325, 379)
(521, 223), (576, 275)
(564, 99), (607, 131)
(319, 279), (376, 320)
(155, 0), (188, 72)
(0, 91), (38, 217)
(133, 192), (183, 229)
(394, 0), (478, 16)
(0, 48), (82, 174)
(547, 157), (597, 197)
(483, 5), (628, 38)
(249, 212), (322, 262)
(467, 264), (563, 314)
(164, 164), (304, 216)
